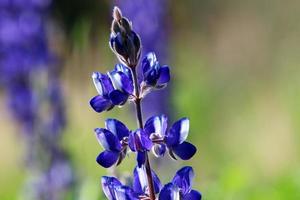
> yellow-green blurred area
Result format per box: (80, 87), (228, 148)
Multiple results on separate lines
(1, 0), (300, 199)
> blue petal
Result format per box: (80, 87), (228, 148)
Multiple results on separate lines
(90, 95), (112, 113)
(101, 176), (138, 200)
(137, 151), (146, 167)
(172, 142), (197, 160)
(105, 119), (129, 141)
(183, 190), (202, 200)
(139, 129), (153, 151)
(96, 151), (119, 168)
(129, 129), (153, 152)
(109, 90), (129, 105)
(133, 165), (162, 195)
(172, 166), (194, 195)
(142, 52), (161, 85)
(144, 115), (168, 137)
(114, 63), (132, 78)
(101, 176), (123, 199)
(157, 65), (170, 85)
(92, 72), (114, 96)
(94, 128), (121, 151)
(166, 118), (189, 146)
(142, 52), (157, 74)
(159, 183), (180, 200)
(133, 166), (148, 194)
(109, 71), (133, 94)
(114, 185), (139, 200)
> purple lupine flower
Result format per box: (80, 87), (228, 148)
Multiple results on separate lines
(141, 52), (170, 88)
(128, 129), (153, 167)
(140, 52), (170, 98)
(159, 166), (202, 200)
(90, 63), (134, 113)
(90, 72), (115, 113)
(145, 115), (197, 160)
(95, 119), (130, 168)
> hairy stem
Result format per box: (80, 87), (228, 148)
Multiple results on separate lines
(131, 67), (156, 200)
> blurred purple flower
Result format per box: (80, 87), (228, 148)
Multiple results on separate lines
(0, 0), (75, 199)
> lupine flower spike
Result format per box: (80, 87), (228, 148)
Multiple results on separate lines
(90, 6), (202, 200)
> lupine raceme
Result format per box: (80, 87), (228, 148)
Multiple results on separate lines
(90, 7), (202, 200)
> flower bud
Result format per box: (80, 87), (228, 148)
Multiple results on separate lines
(110, 7), (141, 68)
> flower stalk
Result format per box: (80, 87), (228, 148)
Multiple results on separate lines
(131, 67), (156, 200)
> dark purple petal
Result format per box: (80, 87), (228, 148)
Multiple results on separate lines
(157, 65), (170, 85)
(172, 142), (197, 160)
(183, 190), (202, 200)
(109, 90), (129, 105)
(114, 33), (127, 56)
(159, 183), (180, 200)
(89, 95), (112, 113)
(105, 118), (129, 140)
(137, 151), (146, 167)
(144, 115), (168, 137)
(94, 128), (121, 151)
(102, 176), (123, 200)
(152, 143), (166, 157)
(131, 31), (141, 58)
(96, 151), (119, 168)
(172, 166), (194, 195)
(166, 118), (189, 146)
(145, 67), (160, 86)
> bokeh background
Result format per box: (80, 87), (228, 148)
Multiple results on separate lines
(1, 0), (300, 199)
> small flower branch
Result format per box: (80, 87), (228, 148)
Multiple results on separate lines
(131, 67), (156, 200)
